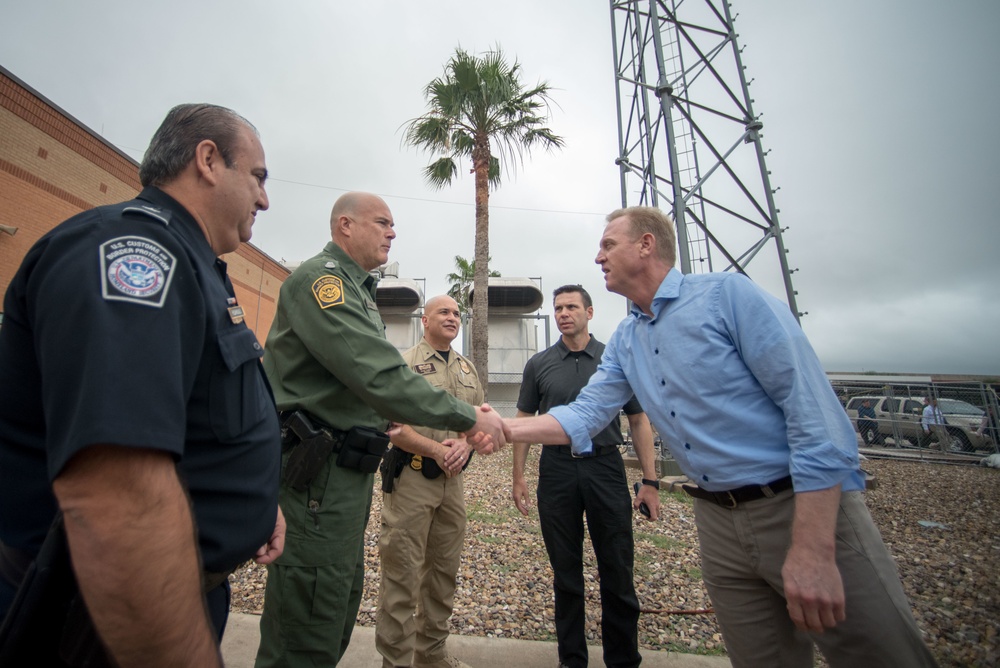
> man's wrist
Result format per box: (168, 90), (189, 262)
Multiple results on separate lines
(641, 478), (660, 489)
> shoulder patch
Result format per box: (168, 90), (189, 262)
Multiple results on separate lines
(122, 205), (171, 226)
(100, 236), (176, 308)
(414, 362), (436, 375)
(312, 275), (345, 309)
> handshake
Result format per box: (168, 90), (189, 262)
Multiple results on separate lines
(440, 404), (509, 468)
(388, 403), (567, 469)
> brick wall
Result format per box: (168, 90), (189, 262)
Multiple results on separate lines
(0, 66), (288, 341)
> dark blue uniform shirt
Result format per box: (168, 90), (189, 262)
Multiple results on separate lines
(0, 186), (280, 577)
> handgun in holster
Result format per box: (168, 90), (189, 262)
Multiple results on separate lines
(282, 411), (339, 492)
(379, 447), (408, 493)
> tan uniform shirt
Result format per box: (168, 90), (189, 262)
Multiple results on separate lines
(401, 339), (484, 444)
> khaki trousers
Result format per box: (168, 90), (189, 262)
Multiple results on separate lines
(376, 465), (466, 667)
(694, 489), (938, 668)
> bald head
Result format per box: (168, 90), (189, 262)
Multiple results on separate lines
(422, 295), (462, 350)
(329, 191), (395, 271)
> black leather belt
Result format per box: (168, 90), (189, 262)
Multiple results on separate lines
(682, 475), (793, 509)
(552, 444), (620, 458)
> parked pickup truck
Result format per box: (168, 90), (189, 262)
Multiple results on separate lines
(844, 395), (987, 452)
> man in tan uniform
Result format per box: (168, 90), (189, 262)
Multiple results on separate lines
(376, 295), (483, 668)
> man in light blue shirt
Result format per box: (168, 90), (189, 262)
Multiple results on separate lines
(490, 207), (937, 668)
(920, 396), (951, 451)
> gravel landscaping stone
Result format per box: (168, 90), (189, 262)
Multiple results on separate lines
(230, 450), (1000, 667)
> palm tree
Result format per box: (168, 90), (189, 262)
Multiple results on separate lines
(446, 255), (500, 315)
(404, 46), (563, 389)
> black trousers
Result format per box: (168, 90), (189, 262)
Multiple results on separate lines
(537, 447), (641, 668)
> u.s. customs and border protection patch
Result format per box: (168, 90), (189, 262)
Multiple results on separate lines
(100, 236), (176, 308)
(312, 275), (345, 309)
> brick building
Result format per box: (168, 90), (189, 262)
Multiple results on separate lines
(0, 64), (288, 339)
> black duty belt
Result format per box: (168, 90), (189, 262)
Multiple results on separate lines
(279, 410), (390, 484)
(552, 444), (621, 458)
(682, 475), (793, 509)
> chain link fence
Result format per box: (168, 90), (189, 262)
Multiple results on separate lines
(834, 380), (999, 456)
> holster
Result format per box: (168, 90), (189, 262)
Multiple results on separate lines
(282, 411), (338, 491)
(283, 411), (390, 491)
(379, 447), (408, 493)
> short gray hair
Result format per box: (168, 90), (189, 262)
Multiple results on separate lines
(139, 103), (256, 187)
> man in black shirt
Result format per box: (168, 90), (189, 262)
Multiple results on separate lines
(511, 284), (660, 668)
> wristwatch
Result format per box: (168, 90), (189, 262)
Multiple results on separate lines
(641, 478), (660, 489)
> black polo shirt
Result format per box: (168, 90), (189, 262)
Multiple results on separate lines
(0, 187), (280, 573)
(517, 335), (642, 447)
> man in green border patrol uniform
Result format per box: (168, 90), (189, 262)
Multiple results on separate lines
(255, 192), (505, 667)
(375, 295), (483, 668)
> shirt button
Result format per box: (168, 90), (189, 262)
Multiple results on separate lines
(684, 443), (691, 449)
(702, 475), (709, 482)
(660, 380), (666, 386)
(670, 411), (676, 418)
(654, 348), (659, 354)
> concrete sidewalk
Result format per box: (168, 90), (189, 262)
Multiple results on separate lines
(221, 613), (731, 667)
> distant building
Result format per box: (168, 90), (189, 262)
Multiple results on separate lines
(0, 64), (288, 340)
(467, 277), (548, 416)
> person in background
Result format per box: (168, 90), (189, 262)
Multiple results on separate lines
(511, 283), (658, 668)
(376, 294), (483, 668)
(920, 396), (951, 452)
(856, 399), (878, 446)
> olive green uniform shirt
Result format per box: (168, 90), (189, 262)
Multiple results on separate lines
(262, 242), (477, 432)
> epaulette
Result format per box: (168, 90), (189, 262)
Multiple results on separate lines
(121, 204), (171, 226)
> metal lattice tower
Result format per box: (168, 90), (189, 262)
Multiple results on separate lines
(610, 0), (802, 319)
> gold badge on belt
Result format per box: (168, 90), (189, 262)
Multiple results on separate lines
(410, 454), (423, 471)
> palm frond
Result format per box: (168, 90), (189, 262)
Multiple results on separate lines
(423, 157), (458, 188)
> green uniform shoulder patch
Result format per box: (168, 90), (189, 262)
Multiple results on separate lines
(312, 275), (345, 309)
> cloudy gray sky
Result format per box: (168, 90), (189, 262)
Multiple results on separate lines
(2, 0), (998, 375)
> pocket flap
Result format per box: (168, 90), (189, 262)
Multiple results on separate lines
(217, 327), (264, 372)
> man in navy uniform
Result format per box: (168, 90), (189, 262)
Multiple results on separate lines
(0, 104), (284, 667)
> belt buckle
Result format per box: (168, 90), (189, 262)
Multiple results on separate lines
(571, 448), (594, 458)
(720, 491), (738, 509)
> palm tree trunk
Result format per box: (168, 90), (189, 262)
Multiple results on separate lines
(471, 142), (491, 394)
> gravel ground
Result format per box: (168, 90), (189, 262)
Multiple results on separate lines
(231, 450), (1000, 667)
